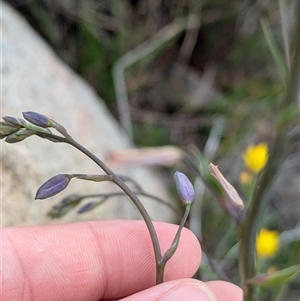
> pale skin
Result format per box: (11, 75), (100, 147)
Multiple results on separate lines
(2, 220), (243, 301)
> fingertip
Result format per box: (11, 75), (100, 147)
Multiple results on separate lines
(3, 220), (202, 301)
(121, 279), (217, 301)
(206, 280), (243, 301)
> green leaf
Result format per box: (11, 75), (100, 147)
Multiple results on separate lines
(248, 265), (300, 287)
(260, 19), (287, 87)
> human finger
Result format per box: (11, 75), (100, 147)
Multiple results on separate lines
(3, 220), (201, 301)
(120, 279), (216, 301)
(206, 280), (243, 301)
(120, 278), (242, 301)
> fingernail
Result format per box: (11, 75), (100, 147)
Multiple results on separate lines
(159, 283), (217, 301)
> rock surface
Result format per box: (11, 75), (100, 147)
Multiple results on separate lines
(1, 2), (173, 226)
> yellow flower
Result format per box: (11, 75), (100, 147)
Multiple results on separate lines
(256, 228), (279, 257)
(242, 143), (269, 174)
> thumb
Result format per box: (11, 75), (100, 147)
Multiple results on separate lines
(120, 279), (218, 301)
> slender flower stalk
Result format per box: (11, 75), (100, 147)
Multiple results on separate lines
(64, 136), (164, 284)
(157, 172), (194, 278)
(239, 6), (300, 300)
(39, 131), (165, 284)
(35, 174), (114, 200)
(160, 204), (192, 266)
(47, 191), (182, 219)
(1, 113), (166, 284)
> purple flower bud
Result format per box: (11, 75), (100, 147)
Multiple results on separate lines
(174, 171), (195, 205)
(47, 204), (74, 219)
(5, 129), (34, 143)
(77, 202), (96, 214)
(60, 194), (82, 205)
(47, 195), (82, 218)
(0, 122), (19, 137)
(23, 111), (54, 128)
(3, 116), (27, 128)
(35, 174), (72, 200)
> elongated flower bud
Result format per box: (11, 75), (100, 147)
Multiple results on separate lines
(5, 128), (35, 143)
(47, 203), (75, 219)
(23, 111), (54, 128)
(0, 122), (19, 137)
(35, 174), (73, 200)
(174, 171), (195, 205)
(209, 163), (245, 223)
(3, 116), (27, 128)
(60, 194), (82, 205)
(47, 195), (82, 219)
(77, 202), (97, 214)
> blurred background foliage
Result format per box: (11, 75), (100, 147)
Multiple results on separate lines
(7, 0), (299, 299)
(8, 0), (289, 147)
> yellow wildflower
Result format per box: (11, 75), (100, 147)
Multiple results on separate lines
(242, 143), (269, 174)
(256, 228), (279, 257)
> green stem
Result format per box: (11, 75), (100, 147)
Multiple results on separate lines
(75, 191), (182, 216)
(239, 129), (288, 301)
(35, 129), (178, 284)
(61, 137), (163, 284)
(158, 204), (192, 281)
(280, 3), (300, 109)
(238, 6), (300, 299)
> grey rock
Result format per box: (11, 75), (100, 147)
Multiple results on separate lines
(1, 2), (173, 226)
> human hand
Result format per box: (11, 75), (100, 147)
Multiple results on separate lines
(3, 220), (242, 301)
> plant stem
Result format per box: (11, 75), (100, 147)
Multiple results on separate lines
(280, 2), (300, 109)
(239, 131), (288, 300)
(73, 191), (182, 216)
(65, 137), (163, 284)
(238, 6), (300, 299)
(158, 204), (192, 279)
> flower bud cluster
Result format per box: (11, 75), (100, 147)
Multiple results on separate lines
(1, 111), (55, 143)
